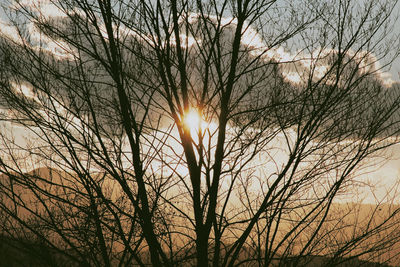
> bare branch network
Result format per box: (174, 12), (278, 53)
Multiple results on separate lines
(0, 0), (400, 266)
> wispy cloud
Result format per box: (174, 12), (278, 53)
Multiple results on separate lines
(0, 18), (24, 45)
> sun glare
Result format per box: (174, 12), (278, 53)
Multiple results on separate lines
(184, 109), (202, 133)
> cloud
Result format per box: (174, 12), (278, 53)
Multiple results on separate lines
(281, 71), (302, 84)
(11, 82), (38, 101)
(8, 82), (86, 135)
(226, 17), (395, 87)
(169, 34), (201, 48)
(0, 19), (24, 45)
(0, 16), (75, 60)
(40, 3), (67, 18)
(11, 0), (65, 18)
(351, 50), (395, 87)
(180, 13), (394, 86)
(4, 1), (396, 85)
(277, 47), (395, 87)
(24, 22), (76, 60)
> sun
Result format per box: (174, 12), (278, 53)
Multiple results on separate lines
(184, 109), (202, 133)
(182, 108), (218, 146)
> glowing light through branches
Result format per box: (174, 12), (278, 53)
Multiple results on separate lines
(184, 109), (201, 133)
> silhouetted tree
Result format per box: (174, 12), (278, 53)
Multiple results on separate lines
(0, 0), (400, 266)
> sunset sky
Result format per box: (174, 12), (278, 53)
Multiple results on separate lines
(0, 0), (400, 205)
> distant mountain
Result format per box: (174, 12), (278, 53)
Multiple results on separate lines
(1, 167), (399, 266)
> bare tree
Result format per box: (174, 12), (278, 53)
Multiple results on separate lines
(0, 0), (400, 266)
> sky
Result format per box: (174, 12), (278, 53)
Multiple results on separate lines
(390, 1), (400, 82)
(393, 53), (400, 82)
(0, 0), (400, 204)
(0, 0), (399, 80)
